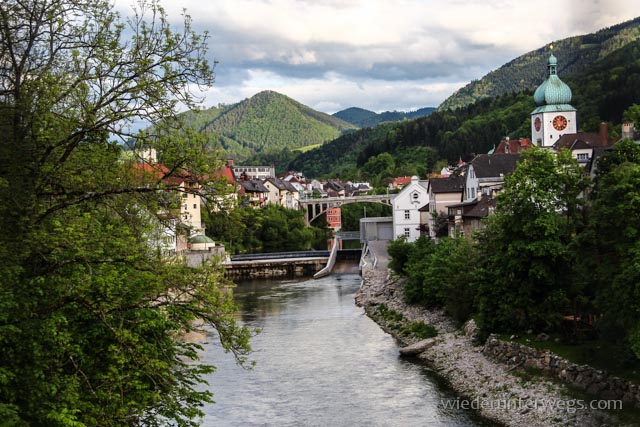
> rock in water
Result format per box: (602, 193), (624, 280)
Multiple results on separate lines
(399, 338), (438, 356)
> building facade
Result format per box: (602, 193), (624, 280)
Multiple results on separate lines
(391, 176), (429, 242)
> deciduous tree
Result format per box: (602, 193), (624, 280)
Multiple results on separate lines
(0, 1), (251, 425)
(474, 148), (587, 334)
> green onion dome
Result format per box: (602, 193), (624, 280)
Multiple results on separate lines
(533, 53), (572, 106)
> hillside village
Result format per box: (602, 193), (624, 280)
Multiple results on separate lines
(145, 51), (640, 261)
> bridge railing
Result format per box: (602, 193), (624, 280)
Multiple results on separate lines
(335, 231), (360, 240)
(299, 194), (392, 205)
(231, 251), (330, 261)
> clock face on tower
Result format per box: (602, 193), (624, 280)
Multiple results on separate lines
(553, 115), (568, 131)
(534, 117), (541, 132)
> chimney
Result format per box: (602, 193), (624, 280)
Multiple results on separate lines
(599, 122), (608, 146)
(227, 158), (234, 167)
(622, 122), (635, 140)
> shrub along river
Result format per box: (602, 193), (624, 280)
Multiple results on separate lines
(198, 274), (497, 426)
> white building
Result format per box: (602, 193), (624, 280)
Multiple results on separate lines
(391, 176), (429, 242)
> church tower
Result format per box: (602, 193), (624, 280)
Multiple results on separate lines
(531, 49), (577, 147)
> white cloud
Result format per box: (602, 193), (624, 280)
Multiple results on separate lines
(115, 0), (640, 112)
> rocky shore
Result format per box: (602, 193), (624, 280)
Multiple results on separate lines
(356, 266), (634, 427)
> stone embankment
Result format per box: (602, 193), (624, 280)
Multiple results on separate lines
(484, 336), (640, 407)
(356, 266), (636, 427)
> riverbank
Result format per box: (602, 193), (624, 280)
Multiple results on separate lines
(356, 266), (630, 427)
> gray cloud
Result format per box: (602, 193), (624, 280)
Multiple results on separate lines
(117, 0), (640, 112)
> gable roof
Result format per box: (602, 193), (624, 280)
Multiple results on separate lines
(469, 154), (520, 178)
(464, 197), (496, 218)
(239, 180), (269, 193)
(447, 197), (496, 218)
(494, 138), (533, 155)
(265, 177), (298, 192)
(392, 176), (413, 187)
(429, 175), (465, 193)
(553, 132), (610, 150)
(214, 165), (236, 185)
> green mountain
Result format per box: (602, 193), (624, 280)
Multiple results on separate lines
(333, 106), (436, 128)
(184, 90), (356, 161)
(439, 17), (640, 111)
(290, 37), (640, 180)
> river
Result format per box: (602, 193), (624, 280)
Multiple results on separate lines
(198, 274), (496, 427)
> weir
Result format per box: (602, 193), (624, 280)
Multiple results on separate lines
(224, 247), (362, 280)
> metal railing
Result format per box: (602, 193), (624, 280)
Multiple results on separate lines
(231, 251), (330, 261)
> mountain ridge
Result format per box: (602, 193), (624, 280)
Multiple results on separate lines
(439, 16), (640, 111)
(333, 106), (436, 128)
(182, 90), (356, 161)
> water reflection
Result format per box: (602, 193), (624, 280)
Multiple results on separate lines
(198, 275), (497, 427)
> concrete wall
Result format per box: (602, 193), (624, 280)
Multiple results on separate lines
(360, 217), (393, 241)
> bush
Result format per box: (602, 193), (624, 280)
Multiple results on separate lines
(401, 321), (438, 339)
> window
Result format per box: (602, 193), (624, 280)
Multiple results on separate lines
(193, 204), (197, 209)
(182, 193), (188, 198)
(576, 153), (589, 160)
(404, 210), (410, 220)
(183, 204), (187, 210)
(404, 228), (410, 239)
(471, 187), (476, 199)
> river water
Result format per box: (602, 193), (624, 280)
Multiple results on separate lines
(198, 274), (495, 427)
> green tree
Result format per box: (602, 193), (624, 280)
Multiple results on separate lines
(622, 103), (640, 126)
(206, 205), (328, 254)
(585, 140), (640, 360)
(361, 152), (395, 186)
(474, 148), (587, 334)
(0, 1), (251, 425)
(404, 237), (476, 322)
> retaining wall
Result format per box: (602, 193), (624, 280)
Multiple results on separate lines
(483, 335), (640, 407)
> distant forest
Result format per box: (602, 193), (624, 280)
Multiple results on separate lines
(289, 38), (640, 181)
(438, 16), (640, 110)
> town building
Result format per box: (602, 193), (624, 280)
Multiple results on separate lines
(231, 159), (275, 180)
(326, 207), (342, 230)
(238, 179), (270, 208)
(463, 154), (520, 202)
(427, 176), (465, 239)
(264, 177), (300, 209)
(391, 176), (429, 242)
(388, 176), (413, 191)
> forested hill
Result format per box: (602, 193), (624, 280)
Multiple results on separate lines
(333, 106), (436, 128)
(181, 90), (356, 161)
(439, 16), (640, 111)
(289, 38), (640, 180)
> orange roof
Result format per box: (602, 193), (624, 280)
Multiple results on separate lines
(393, 176), (412, 186)
(494, 138), (533, 155)
(213, 165), (236, 185)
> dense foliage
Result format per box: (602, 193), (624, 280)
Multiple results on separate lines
(389, 237), (476, 323)
(0, 1), (251, 425)
(205, 205), (329, 254)
(290, 37), (640, 181)
(340, 203), (392, 231)
(474, 149), (587, 334)
(388, 143), (640, 365)
(184, 90), (356, 161)
(291, 91), (534, 177)
(438, 17), (640, 110)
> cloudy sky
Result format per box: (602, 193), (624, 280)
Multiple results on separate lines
(117, 0), (640, 114)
